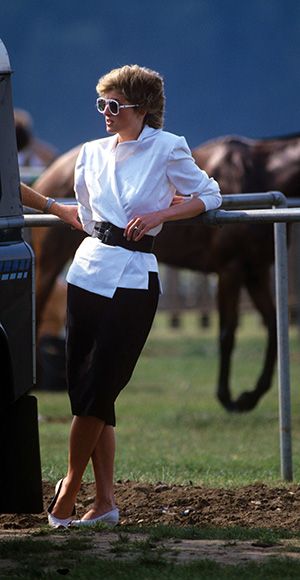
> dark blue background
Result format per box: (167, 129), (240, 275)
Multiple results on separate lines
(2, 0), (300, 153)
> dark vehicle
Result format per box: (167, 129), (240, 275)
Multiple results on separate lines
(0, 38), (42, 513)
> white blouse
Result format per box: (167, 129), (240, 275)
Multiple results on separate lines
(66, 125), (221, 298)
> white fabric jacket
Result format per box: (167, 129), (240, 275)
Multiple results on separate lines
(66, 125), (221, 298)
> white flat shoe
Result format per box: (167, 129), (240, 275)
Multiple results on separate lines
(48, 513), (73, 528)
(47, 478), (75, 528)
(71, 508), (119, 527)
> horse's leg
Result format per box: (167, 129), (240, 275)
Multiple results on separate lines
(234, 269), (277, 412)
(217, 264), (243, 411)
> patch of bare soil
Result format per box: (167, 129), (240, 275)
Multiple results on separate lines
(1, 480), (300, 531)
(1, 481), (300, 567)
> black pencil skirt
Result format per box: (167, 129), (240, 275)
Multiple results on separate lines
(66, 272), (159, 426)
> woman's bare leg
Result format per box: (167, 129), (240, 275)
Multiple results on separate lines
(51, 415), (104, 519)
(80, 425), (116, 520)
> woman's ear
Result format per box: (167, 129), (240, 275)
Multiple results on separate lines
(138, 107), (147, 117)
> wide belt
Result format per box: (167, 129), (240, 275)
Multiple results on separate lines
(92, 221), (154, 253)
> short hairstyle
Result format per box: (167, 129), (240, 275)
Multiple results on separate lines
(96, 65), (165, 129)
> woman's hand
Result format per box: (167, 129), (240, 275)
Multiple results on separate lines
(20, 183), (82, 230)
(124, 210), (164, 241)
(51, 203), (82, 230)
(125, 195), (205, 241)
(125, 195), (185, 240)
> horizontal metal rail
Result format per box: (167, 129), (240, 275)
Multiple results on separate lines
(11, 206), (300, 229)
(222, 191), (287, 209)
(287, 198), (300, 208)
(200, 207), (300, 225)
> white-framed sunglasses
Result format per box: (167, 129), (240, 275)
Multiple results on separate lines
(96, 97), (140, 116)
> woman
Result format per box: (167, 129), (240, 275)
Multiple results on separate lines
(47, 64), (222, 528)
(20, 182), (80, 229)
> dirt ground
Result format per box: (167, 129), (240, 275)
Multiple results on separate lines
(1, 480), (300, 531)
(1, 481), (300, 567)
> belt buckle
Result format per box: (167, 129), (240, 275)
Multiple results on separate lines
(97, 223), (112, 243)
(102, 228), (111, 243)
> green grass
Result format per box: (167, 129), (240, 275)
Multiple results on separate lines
(37, 310), (300, 486)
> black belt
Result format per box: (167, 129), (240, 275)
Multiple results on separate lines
(92, 221), (154, 253)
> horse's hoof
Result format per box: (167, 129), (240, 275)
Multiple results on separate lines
(217, 393), (237, 412)
(234, 391), (259, 412)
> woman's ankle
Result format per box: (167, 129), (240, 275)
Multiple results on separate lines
(92, 498), (116, 513)
(81, 503), (117, 520)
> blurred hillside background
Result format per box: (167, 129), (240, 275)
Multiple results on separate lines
(2, 0), (300, 154)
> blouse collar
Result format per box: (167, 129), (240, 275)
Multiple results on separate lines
(112, 125), (161, 148)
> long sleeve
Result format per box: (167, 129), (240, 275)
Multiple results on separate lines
(167, 137), (222, 211)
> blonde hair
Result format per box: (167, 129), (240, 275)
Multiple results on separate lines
(96, 65), (165, 129)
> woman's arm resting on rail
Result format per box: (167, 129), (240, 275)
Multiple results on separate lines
(124, 196), (206, 241)
(20, 182), (82, 230)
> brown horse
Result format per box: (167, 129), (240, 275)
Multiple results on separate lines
(31, 133), (300, 412)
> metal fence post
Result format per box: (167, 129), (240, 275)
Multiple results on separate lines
(274, 221), (293, 481)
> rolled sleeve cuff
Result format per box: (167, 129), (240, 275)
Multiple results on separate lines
(197, 189), (222, 211)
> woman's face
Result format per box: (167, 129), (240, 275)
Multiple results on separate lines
(99, 91), (145, 142)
